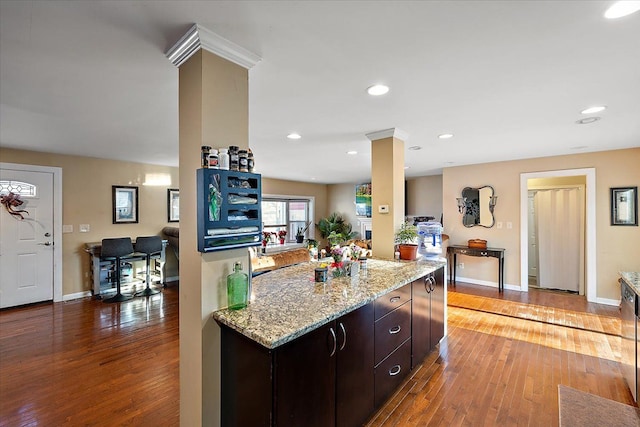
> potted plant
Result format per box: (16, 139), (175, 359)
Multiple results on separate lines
(395, 221), (419, 260)
(295, 222), (310, 243)
(316, 212), (356, 249)
(277, 230), (287, 244)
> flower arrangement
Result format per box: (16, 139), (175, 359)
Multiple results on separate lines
(278, 230), (287, 239)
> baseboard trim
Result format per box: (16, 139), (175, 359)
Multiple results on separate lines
(595, 297), (620, 307)
(63, 291), (92, 301)
(454, 276), (522, 292)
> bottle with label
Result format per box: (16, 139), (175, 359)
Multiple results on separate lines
(218, 148), (230, 170)
(238, 149), (248, 172)
(208, 149), (219, 169)
(229, 146), (239, 171)
(227, 261), (249, 310)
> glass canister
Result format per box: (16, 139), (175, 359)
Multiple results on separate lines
(228, 145), (240, 171)
(201, 146), (211, 168)
(227, 261), (249, 310)
(238, 149), (248, 172)
(247, 149), (255, 172)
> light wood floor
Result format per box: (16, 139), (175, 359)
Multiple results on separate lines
(0, 282), (632, 426)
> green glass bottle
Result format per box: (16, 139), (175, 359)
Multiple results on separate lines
(227, 261), (249, 310)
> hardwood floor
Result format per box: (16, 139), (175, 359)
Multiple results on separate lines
(367, 283), (632, 427)
(0, 285), (179, 427)
(0, 281), (632, 427)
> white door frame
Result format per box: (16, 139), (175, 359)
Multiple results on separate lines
(520, 168), (596, 303)
(1, 162), (63, 303)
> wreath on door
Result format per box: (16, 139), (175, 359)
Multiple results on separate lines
(0, 192), (29, 220)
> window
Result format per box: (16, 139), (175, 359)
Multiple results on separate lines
(0, 180), (37, 197)
(262, 197), (312, 242)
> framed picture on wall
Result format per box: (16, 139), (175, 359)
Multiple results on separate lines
(610, 186), (637, 226)
(112, 185), (138, 224)
(355, 183), (372, 217)
(167, 188), (179, 222)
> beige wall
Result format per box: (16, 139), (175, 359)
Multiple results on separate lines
(263, 177), (329, 238)
(443, 147), (640, 301)
(327, 183), (366, 239)
(0, 147), (180, 296)
(406, 175), (443, 219)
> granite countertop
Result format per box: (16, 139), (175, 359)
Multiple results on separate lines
(213, 258), (446, 349)
(621, 272), (640, 295)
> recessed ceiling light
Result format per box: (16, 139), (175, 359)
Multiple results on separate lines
(367, 84), (389, 96)
(604, 1), (640, 19)
(408, 145), (422, 150)
(404, 166), (410, 170)
(287, 133), (301, 140)
(347, 150), (358, 155)
(581, 106), (606, 114)
(438, 133), (454, 139)
(575, 117), (601, 125)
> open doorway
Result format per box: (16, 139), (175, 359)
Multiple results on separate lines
(520, 168), (597, 303)
(527, 180), (585, 295)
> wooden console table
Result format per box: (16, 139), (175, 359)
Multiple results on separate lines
(447, 245), (505, 292)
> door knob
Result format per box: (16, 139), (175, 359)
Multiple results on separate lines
(38, 241), (53, 246)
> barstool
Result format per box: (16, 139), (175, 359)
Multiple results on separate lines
(101, 237), (134, 303)
(134, 236), (162, 297)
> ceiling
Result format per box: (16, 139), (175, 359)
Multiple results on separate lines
(1, 1), (639, 184)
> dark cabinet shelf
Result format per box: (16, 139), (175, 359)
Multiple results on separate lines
(196, 168), (262, 253)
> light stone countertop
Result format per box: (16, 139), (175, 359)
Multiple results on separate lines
(621, 271), (640, 295)
(213, 257), (447, 349)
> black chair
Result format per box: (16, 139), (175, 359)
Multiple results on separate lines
(100, 237), (134, 303)
(134, 236), (162, 297)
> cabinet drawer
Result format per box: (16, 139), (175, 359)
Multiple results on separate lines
(374, 283), (411, 320)
(374, 300), (411, 365)
(374, 337), (411, 407)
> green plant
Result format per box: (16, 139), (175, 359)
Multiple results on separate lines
(316, 212), (357, 243)
(306, 238), (318, 248)
(395, 221), (418, 245)
(296, 221), (310, 237)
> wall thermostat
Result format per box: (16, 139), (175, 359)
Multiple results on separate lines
(378, 205), (389, 214)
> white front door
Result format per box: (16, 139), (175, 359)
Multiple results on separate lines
(0, 168), (54, 308)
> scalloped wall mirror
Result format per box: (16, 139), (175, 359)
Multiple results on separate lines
(457, 185), (497, 228)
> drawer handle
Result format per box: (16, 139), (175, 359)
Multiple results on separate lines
(389, 365), (402, 376)
(389, 325), (402, 335)
(480, 251), (488, 256)
(390, 296), (401, 304)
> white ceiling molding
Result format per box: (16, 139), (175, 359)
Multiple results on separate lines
(166, 24), (262, 69)
(365, 128), (409, 142)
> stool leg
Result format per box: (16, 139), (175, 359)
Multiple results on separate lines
(104, 257), (133, 303)
(135, 254), (160, 297)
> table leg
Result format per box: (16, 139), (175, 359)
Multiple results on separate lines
(499, 256), (504, 292)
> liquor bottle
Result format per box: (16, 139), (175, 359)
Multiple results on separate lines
(227, 261), (249, 310)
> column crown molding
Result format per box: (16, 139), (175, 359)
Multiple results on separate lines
(365, 128), (409, 142)
(166, 24), (262, 69)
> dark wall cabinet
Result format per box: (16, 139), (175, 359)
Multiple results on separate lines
(411, 266), (445, 367)
(196, 168), (262, 252)
(219, 266), (445, 427)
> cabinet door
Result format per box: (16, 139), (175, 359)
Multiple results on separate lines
(336, 303), (374, 427)
(430, 267), (445, 349)
(274, 322), (336, 427)
(411, 275), (431, 367)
